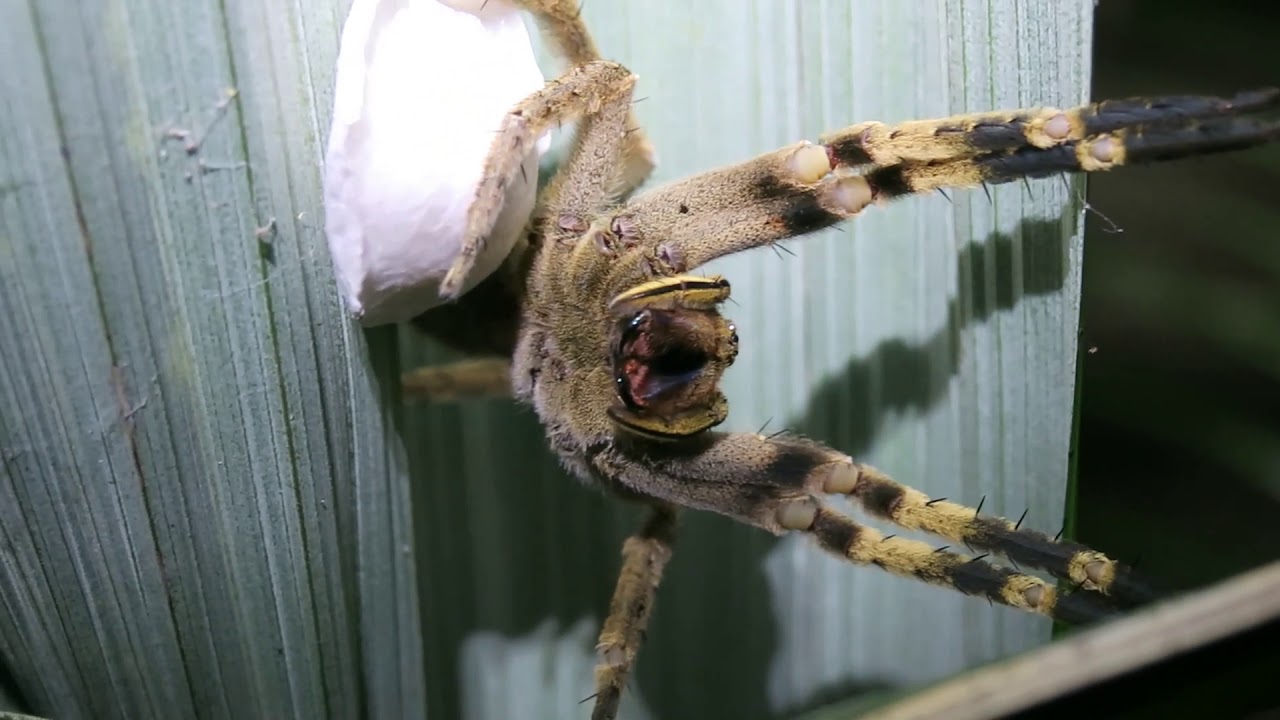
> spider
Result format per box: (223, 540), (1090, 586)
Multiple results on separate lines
(394, 2), (1280, 718)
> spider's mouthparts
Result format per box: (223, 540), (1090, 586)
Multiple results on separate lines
(612, 309), (712, 410)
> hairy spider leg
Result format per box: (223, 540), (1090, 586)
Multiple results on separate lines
(591, 506), (676, 720)
(832, 90), (1280, 196)
(407, 46), (658, 715)
(822, 88), (1280, 166)
(402, 357), (512, 402)
(823, 463), (1153, 605)
(403, 375), (1150, 599)
(798, 502), (1116, 624)
(608, 142), (870, 276)
(515, 0), (656, 196)
(439, 60), (639, 298)
(589, 431), (1122, 626)
(418, 84), (1280, 392)
(607, 89), (1279, 275)
(440, 0), (658, 298)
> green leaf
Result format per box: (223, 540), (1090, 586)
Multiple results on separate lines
(1, 0), (420, 717)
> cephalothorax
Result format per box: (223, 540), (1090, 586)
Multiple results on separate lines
(390, 2), (1280, 718)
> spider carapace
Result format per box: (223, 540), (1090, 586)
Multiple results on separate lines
(396, 2), (1280, 718)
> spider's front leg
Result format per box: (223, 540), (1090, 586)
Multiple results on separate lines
(439, 59), (639, 298)
(595, 432), (1135, 624)
(440, 0), (657, 298)
(612, 89), (1279, 271)
(514, 0), (657, 196)
(824, 464), (1154, 603)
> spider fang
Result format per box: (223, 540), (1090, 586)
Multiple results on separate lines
(607, 274), (731, 315)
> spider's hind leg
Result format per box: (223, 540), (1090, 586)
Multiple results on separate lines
(402, 357), (511, 403)
(590, 505), (677, 720)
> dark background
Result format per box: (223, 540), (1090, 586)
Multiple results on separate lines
(1070, 0), (1280, 716)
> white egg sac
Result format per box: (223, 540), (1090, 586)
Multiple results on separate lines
(323, 0), (549, 326)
